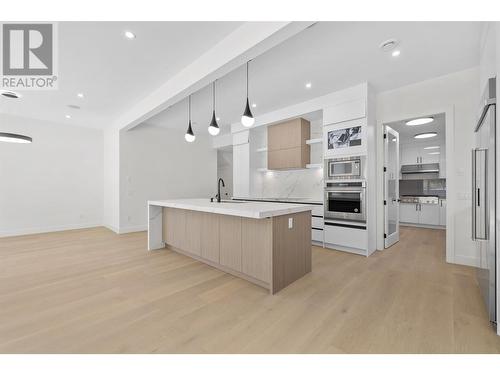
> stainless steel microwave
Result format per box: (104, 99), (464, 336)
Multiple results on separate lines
(325, 157), (361, 180)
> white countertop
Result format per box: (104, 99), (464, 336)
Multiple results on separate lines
(232, 196), (323, 205)
(148, 198), (314, 219)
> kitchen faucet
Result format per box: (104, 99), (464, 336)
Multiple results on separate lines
(216, 178), (225, 203)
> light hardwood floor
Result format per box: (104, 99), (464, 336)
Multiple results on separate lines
(0, 226), (499, 353)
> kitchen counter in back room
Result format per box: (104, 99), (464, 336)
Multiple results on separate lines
(147, 199), (314, 294)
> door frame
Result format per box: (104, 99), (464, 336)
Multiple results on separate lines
(376, 106), (454, 264)
(383, 125), (400, 248)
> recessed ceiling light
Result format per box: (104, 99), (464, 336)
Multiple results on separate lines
(428, 152), (440, 155)
(216, 117), (220, 121)
(124, 31), (136, 40)
(379, 38), (399, 52)
(406, 117), (434, 126)
(1, 90), (21, 99)
(392, 50), (401, 57)
(414, 132), (437, 139)
(305, 82), (312, 89)
(424, 146), (440, 150)
(65, 114), (71, 119)
(77, 93), (84, 99)
(251, 103), (257, 108)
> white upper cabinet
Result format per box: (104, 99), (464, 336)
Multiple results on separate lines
(323, 99), (366, 126)
(400, 139), (445, 169)
(400, 145), (420, 165)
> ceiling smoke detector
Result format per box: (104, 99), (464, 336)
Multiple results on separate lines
(1, 91), (21, 99)
(379, 39), (399, 52)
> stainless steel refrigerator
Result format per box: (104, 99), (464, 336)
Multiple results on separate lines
(472, 77), (497, 329)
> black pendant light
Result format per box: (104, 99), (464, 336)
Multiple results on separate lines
(0, 90), (31, 143)
(184, 95), (195, 143)
(241, 61), (255, 128)
(0, 132), (32, 143)
(208, 80), (220, 136)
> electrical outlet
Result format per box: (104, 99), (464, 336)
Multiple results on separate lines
(288, 217), (293, 229)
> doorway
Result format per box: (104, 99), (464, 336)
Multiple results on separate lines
(383, 113), (447, 249)
(384, 126), (400, 248)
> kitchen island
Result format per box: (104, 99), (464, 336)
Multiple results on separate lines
(148, 199), (313, 294)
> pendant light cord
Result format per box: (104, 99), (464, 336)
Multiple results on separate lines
(213, 80), (216, 111)
(188, 95), (191, 122)
(246, 61), (249, 97)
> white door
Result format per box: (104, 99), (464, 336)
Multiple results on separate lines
(384, 126), (400, 248)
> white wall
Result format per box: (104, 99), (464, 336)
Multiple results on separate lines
(479, 22), (497, 91)
(376, 68), (480, 266)
(0, 114), (103, 237)
(103, 128), (120, 232)
(119, 125), (217, 232)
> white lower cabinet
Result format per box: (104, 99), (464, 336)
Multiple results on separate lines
(400, 203), (419, 223)
(399, 202), (441, 226)
(311, 204), (324, 244)
(439, 199), (446, 226)
(312, 228), (323, 243)
(324, 224), (367, 252)
(419, 204), (440, 226)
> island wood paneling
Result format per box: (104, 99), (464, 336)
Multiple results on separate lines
(162, 208), (311, 294)
(242, 217), (272, 283)
(200, 212), (219, 263)
(163, 208), (186, 249)
(184, 210), (202, 256)
(271, 211), (312, 294)
(219, 214), (242, 272)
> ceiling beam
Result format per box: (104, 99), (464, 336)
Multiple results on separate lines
(115, 21), (314, 132)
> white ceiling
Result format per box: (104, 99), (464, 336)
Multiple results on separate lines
(386, 112), (446, 144)
(0, 21), (242, 128)
(145, 21), (481, 134)
(0, 21), (482, 132)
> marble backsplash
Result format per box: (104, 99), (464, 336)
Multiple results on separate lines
(250, 167), (324, 200)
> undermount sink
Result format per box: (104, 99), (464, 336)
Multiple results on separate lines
(212, 199), (247, 204)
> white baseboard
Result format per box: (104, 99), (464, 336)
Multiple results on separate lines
(119, 225), (148, 234)
(103, 224), (119, 234)
(0, 222), (102, 238)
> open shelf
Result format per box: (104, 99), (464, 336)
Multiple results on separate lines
(306, 163), (323, 169)
(306, 138), (322, 145)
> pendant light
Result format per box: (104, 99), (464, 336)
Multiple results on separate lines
(0, 132), (32, 143)
(184, 95), (195, 143)
(241, 61), (255, 128)
(208, 80), (220, 136)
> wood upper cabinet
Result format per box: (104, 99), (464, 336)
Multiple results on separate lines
(268, 118), (310, 170)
